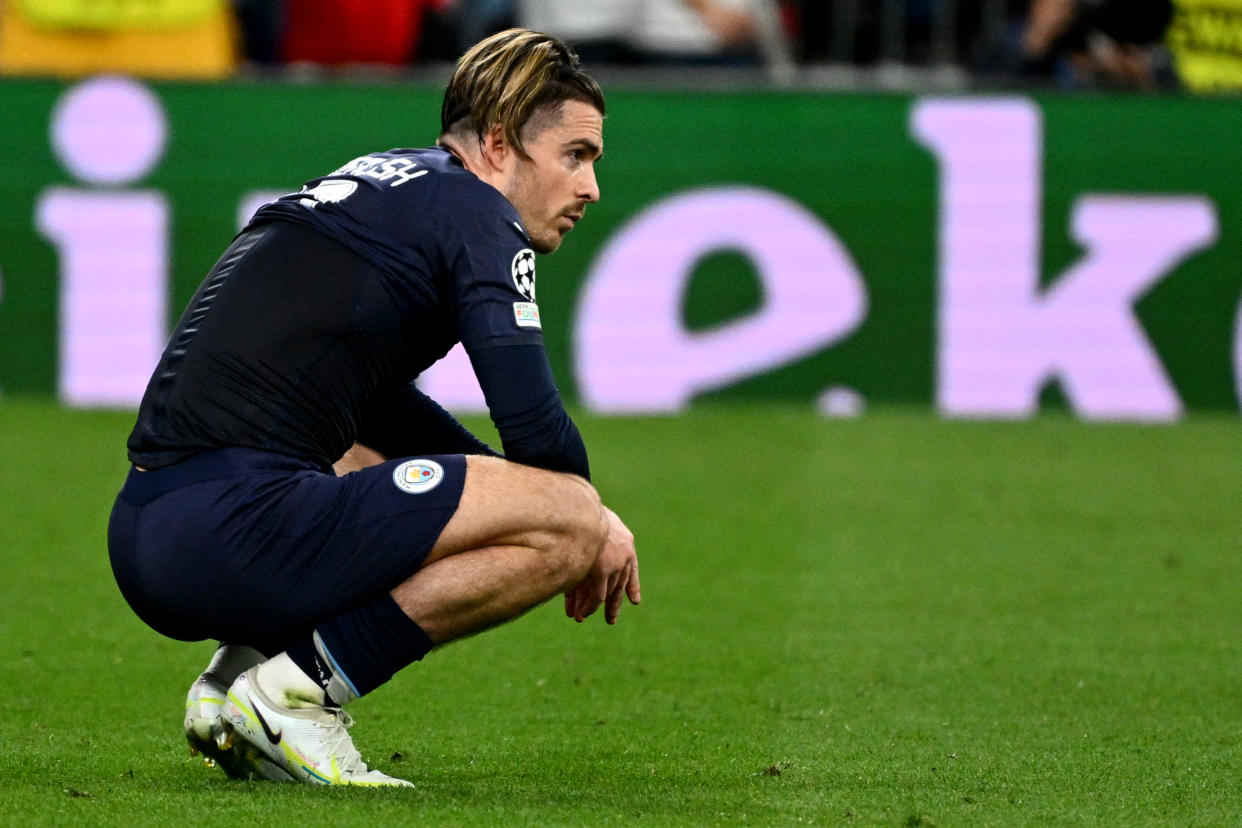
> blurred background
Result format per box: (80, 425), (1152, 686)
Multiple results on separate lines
(0, 0), (1237, 92)
(0, 0), (1240, 421)
(3, 8), (1242, 821)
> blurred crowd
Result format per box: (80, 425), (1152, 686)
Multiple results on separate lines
(0, 0), (1238, 91)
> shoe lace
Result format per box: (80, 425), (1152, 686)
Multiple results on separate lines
(320, 708), (369, 775)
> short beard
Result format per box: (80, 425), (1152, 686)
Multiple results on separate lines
(530, 232), (561, 255)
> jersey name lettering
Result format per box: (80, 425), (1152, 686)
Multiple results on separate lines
(331, 155), (428, 187)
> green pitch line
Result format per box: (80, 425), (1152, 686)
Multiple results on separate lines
(1, 399), (1240, 825)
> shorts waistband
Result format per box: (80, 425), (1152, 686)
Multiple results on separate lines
(121, 448), (324, 505)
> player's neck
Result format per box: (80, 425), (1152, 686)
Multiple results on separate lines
(437, 134), (512, 195)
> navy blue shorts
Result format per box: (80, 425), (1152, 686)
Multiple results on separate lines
(107, 448), (466, 653)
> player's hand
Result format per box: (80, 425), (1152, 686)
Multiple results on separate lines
(565, 507), (640, 624)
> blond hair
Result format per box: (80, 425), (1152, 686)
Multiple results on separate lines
(440, 28), (604, 157)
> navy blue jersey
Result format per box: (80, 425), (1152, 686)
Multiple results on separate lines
(257, 148), (544, 353)
(128, 147), (588, 478)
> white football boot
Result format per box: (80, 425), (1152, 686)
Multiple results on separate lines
(185, 672), (230, 757)
(220, 668), (412, 787)
(184, 646), (292, 781)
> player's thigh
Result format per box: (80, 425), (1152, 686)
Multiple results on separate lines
(425, 455), (605, 567)
(111, 454), (469, 647)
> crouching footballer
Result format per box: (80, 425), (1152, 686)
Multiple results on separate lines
(107, 28), (640, 786)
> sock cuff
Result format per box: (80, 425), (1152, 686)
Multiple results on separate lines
(313, 630), (361, 706)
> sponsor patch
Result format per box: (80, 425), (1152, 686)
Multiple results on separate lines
(514, 302), (541, 329)
(511, 248), (537, 301)
(392, 459), (444, 494)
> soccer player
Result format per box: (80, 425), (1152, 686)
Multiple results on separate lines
(107, 28), (640, 787)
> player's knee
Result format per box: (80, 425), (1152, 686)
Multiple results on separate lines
(544, 475), (606, 587)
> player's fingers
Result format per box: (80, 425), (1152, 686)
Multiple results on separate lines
(607, 559), (638, 624)
(627, 559), (642, 605)
(605, 568), (623, 600)
(567, 583), (588, 622)
(569, 576), (596, 621)
(577, 588), (593, 621)
(605, 575), (626, 624)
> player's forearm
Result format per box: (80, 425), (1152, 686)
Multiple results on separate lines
(493, 397), (591, 480)
(469, 343), (591, 480)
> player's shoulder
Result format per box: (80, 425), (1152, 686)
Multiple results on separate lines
(325, 146), (460, 191)
(331, 147), (515, 214)
(422, 149), (518, 218)
(330, 147), (524, 245)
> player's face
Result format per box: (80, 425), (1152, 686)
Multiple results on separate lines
(508, 99), (603, 254)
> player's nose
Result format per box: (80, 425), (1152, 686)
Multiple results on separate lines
(579, 164), (600, 203)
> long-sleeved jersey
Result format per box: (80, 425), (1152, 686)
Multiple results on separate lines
(127, 147), (589, 478)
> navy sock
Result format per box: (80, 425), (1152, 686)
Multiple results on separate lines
(286, 595), (434, 706)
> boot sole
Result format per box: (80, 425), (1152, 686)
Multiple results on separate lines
(187, 722), (295, 782)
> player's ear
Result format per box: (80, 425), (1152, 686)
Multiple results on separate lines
(479, 124), (511, 173)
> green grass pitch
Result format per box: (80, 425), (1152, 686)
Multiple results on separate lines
(2, 399), (1240, 825)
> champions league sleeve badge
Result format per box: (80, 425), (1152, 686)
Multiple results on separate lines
(511, 248), (536, 302)
(510, 248), (540, 328)
(392, 459), (445, 494)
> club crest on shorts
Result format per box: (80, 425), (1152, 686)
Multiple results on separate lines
(511, 248), (536, 302)
(392, 459), (444, 494)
